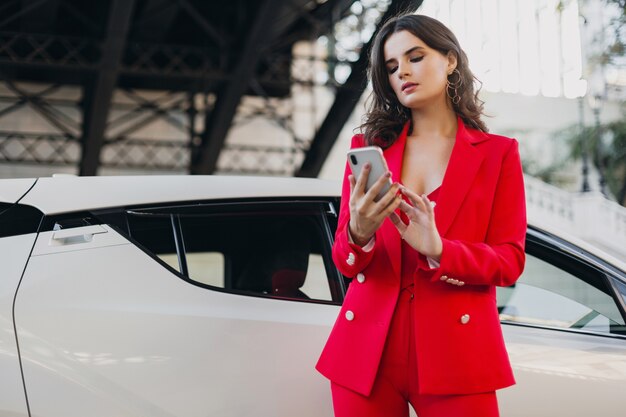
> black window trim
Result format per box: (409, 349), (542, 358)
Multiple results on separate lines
(321, 198), (347, 299)
(499, 227), (626, 339)
(527, 226), (626, 323)
(170, 214), (189, 277)
(126, 198), (338, 216)
(121, 198), (345, 306)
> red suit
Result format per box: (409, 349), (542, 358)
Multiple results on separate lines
(316, 117), (527, 401)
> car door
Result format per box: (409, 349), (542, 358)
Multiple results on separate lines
(0, 178), (41, 417)
(14, 199), (342, 417)
(497, 228), (626, 417)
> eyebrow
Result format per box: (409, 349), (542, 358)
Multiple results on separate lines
(385, 46), (425, 65)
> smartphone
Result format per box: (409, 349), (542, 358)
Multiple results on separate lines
(347, 146), (392, 202)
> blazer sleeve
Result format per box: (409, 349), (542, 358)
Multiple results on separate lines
(422, 139), (527, 287)
(331, 135), (376, 278)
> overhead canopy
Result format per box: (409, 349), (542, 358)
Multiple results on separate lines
(0, 0), (422, 176)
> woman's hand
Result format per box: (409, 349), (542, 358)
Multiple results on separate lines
(348, 163), (402, 246)
(389, 186), (443, 259)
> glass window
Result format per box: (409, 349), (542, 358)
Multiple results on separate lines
(177, 205), (336, 302)
(497, 253), (626, 336)
(185, 252), (225, 287)
(300, 254), (331, 301)
(126, 202), (340, 303)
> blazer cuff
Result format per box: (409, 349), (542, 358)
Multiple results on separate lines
(428, 238), (452, 282)
(426, 257), (440, 269)
(332, 227), (376, 277)
(347, 228), (375, 252)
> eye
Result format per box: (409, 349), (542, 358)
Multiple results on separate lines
(410, 56), (424, 63)
(387, 66), (398, 74)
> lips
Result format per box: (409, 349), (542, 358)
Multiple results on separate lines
(401, 82), (418, 92)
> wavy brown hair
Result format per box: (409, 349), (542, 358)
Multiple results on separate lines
(360, 14), (487, 147)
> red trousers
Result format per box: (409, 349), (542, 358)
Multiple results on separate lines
(331, 241), (500, 417)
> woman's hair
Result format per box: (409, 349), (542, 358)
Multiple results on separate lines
(360, 14), (487, 147)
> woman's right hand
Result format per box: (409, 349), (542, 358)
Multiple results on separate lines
(348, 163), (402, 246)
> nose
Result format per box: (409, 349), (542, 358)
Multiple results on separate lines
(397, 61), (410, 79)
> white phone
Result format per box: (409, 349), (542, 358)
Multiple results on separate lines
(347, 146), (392, 201)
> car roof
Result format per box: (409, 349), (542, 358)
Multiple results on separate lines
(3, 175), (341, 215)
(0, 178), (37, 204)
(3, 175), (624, 274)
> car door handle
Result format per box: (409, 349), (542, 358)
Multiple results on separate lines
(50, 225), (108, 246)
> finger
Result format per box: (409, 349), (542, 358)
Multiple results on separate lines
(398, 200), (414, 213)
(399, 188), (428, 213)
(354, 163), (370, 194)
(364, 171), (392, 202)
(389, 212), (407, 234)
(372, 182), (400, 213)
(413, 194), (428, 212)
(399, 185), (422, 206)
(404, 192), (425, 212)
(380, 193), (403, 218)
(349, 174), (356, 196)
(422, 194), (435, 215)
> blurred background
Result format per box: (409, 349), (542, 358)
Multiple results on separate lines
(0, 0), (624, 256)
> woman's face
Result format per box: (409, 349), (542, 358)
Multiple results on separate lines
(383, 30), (456, 110)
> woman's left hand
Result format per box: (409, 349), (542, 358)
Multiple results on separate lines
(389, 186), (443, 260)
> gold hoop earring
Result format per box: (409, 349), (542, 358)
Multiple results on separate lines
(446, 68), (462, 105)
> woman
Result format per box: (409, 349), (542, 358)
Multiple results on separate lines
(316, 14), (527, 417)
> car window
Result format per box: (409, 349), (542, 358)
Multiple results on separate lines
(126, 201), (340, 303)
(497, 250), (626, 336)
(155, 251), (226, 287)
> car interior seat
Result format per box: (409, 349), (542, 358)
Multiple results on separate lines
(233, 218), (312, 299)
(269, 220), (312, 299)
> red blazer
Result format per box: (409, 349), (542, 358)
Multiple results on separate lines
(316, 116), (527, 396)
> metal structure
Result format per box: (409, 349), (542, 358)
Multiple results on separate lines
(0, 0), (421, 176)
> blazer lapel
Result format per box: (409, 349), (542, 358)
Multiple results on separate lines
(377, 122), (410, 279)
(434, 117), (487, 237)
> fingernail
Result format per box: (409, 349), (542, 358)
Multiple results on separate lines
(364, 162), (371, 169)
(386, 172), (391, 177)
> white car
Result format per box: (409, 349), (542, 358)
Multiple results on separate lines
(1, 175), (625, 417)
